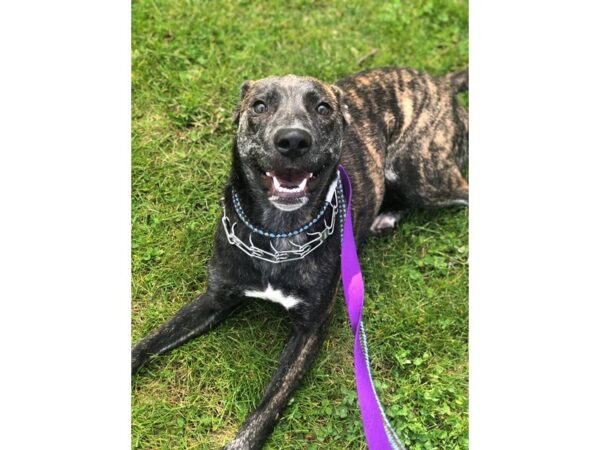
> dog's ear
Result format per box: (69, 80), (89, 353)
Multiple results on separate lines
(331, 85), (352, 127)
(233, 80), (254, 125)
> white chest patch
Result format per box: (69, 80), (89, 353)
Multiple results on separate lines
(244, 284), (302, 310)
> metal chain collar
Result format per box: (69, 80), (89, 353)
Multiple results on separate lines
(221, 171), (345, 264)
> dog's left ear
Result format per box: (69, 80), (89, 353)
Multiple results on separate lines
(331, 85), (352, 127)
(233, 80), (254, 125)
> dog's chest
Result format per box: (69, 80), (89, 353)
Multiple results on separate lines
(244, 283), (302, 309)
(241, 258), (310, 310)
(218, 198), (341, 312)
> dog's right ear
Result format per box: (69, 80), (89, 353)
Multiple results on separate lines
(232, 80), (254, 125)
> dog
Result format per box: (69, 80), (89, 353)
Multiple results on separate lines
(132, 67), (469, 449)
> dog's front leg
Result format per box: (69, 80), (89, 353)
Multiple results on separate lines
(132, 288), (239, 374)
(224, 318), (330, 450)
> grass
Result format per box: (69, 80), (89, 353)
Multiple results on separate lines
(131, 0), (468, 449)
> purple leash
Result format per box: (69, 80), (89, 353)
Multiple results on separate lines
(338, 165), (406, 450)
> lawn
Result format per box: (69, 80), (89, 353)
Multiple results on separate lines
(131, 0), (468, 449)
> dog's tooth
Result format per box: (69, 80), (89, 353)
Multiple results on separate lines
(266, 171), (274, 177)
(298, 178), (307, 191)
(273, 176), (282, 191)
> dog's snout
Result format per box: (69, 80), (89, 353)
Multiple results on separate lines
(274, 128), (312, 158)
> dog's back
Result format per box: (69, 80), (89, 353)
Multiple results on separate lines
(336, 67), (469, 240)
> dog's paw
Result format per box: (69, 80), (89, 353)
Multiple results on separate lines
(370, 211), (407, 235)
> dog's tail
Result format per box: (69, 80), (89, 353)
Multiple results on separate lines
(443, 69), (468, 94)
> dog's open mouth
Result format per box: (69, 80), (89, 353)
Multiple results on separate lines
(263, 168), (317, 210)
(265, 169), (313, 198)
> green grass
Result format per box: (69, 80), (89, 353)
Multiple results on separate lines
(132, 0), (468, 449)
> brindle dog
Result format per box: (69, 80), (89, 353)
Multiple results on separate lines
(132, 67), (468, 449)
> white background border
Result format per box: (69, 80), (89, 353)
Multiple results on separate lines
(470, 1), (600, 448)
(0, 2), (131, 449)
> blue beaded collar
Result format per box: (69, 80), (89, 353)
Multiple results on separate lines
(232, 190), (330, 239)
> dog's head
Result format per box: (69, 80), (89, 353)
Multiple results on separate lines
(232, 75), (351, 212)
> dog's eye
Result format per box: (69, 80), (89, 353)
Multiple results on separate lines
(252, 101), (267, 114)
(316, 103), (331, 116)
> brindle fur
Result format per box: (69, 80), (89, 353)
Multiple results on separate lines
(132, 67), (468, 449)
(336, 67), (469, 236)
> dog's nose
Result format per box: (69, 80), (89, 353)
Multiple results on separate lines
(274, 128), (312, 158)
